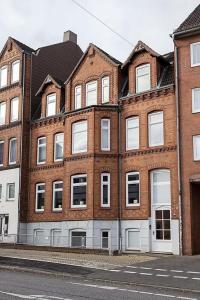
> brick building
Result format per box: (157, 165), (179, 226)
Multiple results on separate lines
(0, 5), (200, 255)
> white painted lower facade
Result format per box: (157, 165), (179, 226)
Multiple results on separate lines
(0, 168), (20, 243)
(19, 218), (180, 255)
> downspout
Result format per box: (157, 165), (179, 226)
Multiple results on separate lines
(17, 51), (26, 243)
(118, 104), (122, 253)
(174, 42), (183, 256)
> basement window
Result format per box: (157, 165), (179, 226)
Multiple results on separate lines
(7, 183), (15, 200)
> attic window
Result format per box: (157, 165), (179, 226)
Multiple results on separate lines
(46, 93), (56, 117)
(136, 64), (150, 93)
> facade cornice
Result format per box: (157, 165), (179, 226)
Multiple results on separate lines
(64, 105), (119, 119)
(123, 145), (177, 158)
(0, 164), (20, 171)
(0, 121), (21, 132)
(31, 114), (64, 129)
(30, 162), (64, 172)
(0, 82), (21, 94)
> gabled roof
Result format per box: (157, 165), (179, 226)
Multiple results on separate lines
(174, 4), (200, 36)
(36, 74), (64, 96)
(122, 40), (160, 68)
(0, 37), (35, 58)
(65, 43), (121, 84)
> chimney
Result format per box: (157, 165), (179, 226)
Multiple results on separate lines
(63, 30), (77, 43)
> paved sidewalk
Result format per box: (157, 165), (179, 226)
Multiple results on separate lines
(0, 248), (157, 270)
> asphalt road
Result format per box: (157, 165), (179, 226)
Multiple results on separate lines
(0, 255), (200, 299)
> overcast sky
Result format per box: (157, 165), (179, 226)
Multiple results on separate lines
(0, 0), (199, 62)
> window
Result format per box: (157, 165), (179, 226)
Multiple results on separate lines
(126, 229), (140, 250)
(71, 174), (87, 208)
(191, 42), (200, 67)
(101, 231), (109, 249)
(102, 76), (109, 103)
(0, 66), (8, 88)
(71, 231), (86, 247)
(148, 111), (164, 147)
(9, 138), (17, 165)
(11, 60), (20, 83)
(136, 64), (150, 93)
(101, 119), (110, 151)
(4, 216), (9, 235)
(72, 121), (87, 154)
(75, 85), (82, 109)
(0, 184), (2, 200)
(37, 137), (46, 164)
(193, 135), (200, 161)
(155, 209), (171, 240)
(151, 169), (171, 205)
(126, 116), (139, 150)
(86, 81), (97, 106)
(126, 172), (140, 206)
(53, 181), (63, 211)
(7, 183), (15, 200)
(0, 141), (4, 166)
(54, 133), (64, 161)
(0, 102), (6, 125)
(35, 183), (45, 211)
(192, 88), (200, 113)
(46, 93), (56, 117)
(101, 173), (110, 207)
(10, 97), (19, 122)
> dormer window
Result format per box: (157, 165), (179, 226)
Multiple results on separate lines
(191, 42), (200, 67)
(136, 64), (150, 93)
(0, 66), (8, 88)
(11, 60), (20, 83)
(46, 93), (56, 117)
(86, 81), (97, 106)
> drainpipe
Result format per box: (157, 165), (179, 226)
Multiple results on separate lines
(17, 51), (26, 243)
(174, 43), (183, 256)
(118, 104), (122, 253)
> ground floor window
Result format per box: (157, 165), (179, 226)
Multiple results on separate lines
(126, 229), (140, 250)
(101, 231), (109, 249)
(71, 231), (86, 247)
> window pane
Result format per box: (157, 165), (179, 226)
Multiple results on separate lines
(72, 121), (87, 153)
(38, 138), (46, 163)
(126, 117), (139, 150)
(136, 64), (150, 93)
(128, 173), (139, 181)
(192, 88), (200, 113)
(193, 135), (200, 160)
(12, 61), (20, 83)
(0, 102), (6, 125)
(46, 94), (56, 117)
(36, 184), (45, 210)
(192, 43), (200, 65)
(128, 183), (139, 204)
(0, 142), (4, 165)
(86, 81), (97, 106)
(75, 86), (81, 109)
(55, 133), (64, 160)
(0, 66), (8, 88)
(9, 139), (17, 164)
(152, 170), (171, 204)
(72, 175), (87, 207)
(149, 112), (164, 147)
(8, 183), (15, 199)
(102, 77), (109, 103)
(71, 232), (86, 247)
(101, 119), (110, 150)
(54, 190), (62, 209)
(11, 98), (19, 122)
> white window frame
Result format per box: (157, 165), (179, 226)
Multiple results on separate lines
(46, 93), (56, 117)
(11, 60), (20, 83)
(75, 85), (82, 109)
(192, 88), (200, 113)
(86, 80), (97, 106)
(71, 174), (87, 208)
(53, 181), (63, 211)
(126, 172), (140, 207)
(101, 173), (110, 208)
(72, 120), (87, 154)
(102, 76), (109, 103)
(193, 135), (200, 161)
(54, 133), (64, 162)
(101, 230), (110, 249)
(37, 137), (46, 165)
(10, 97), (19, 122)
(148, 111), (164, 147)
(0, 102), (6, 125)
(0, 65), (8, 88)
(136, 63), (150, 93)
(126, 228), (141, 250)
(35, 183), (45, 212)
(0, 141), (4, 166)
(9, 138), (17, 165)
(191, 42), (200, 67)
(7, 183), (15, 201)
(126, 116), (139, 150)
(151, 169), (171, 206)
(101, 119), (110, 151)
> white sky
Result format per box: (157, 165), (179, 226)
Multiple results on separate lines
(0, 0), (199, 62)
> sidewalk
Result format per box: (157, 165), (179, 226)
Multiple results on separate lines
(0, 247), (157, 270)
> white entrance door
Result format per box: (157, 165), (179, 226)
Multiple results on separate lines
(151, 169), (172, 253)
(0, 215), (9, 243)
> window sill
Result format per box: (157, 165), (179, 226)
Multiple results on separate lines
(125, 205), (140, 210)
(35, 210), (44, 213)
(52, 209), (62, 212)
(70, 206), (87, 210)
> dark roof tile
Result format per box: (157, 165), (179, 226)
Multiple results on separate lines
(174, 4), (200, 34)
